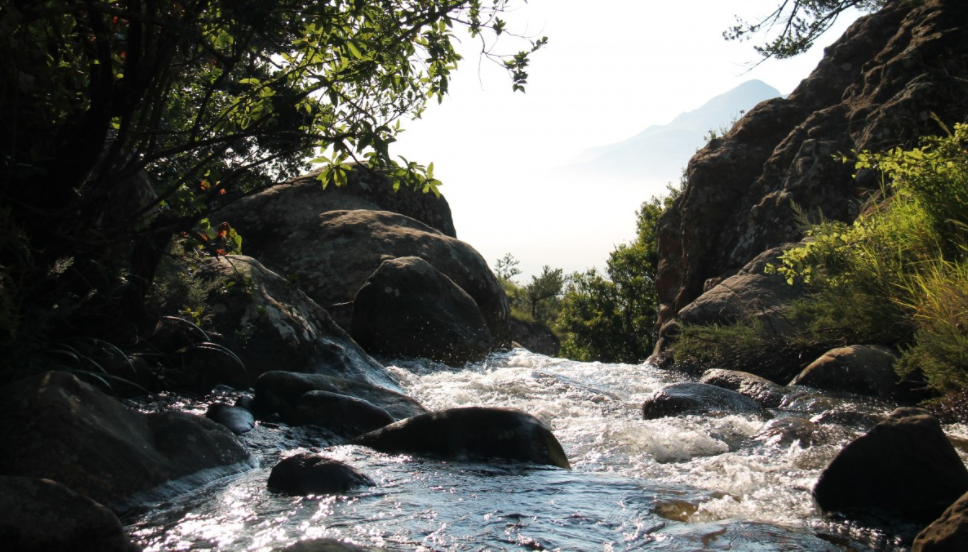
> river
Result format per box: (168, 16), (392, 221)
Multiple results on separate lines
(125, 349), (967, 551)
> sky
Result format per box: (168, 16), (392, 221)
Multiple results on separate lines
(392, 0), (865, 281)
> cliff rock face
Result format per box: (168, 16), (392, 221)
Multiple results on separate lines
(656, 0), (968, 334)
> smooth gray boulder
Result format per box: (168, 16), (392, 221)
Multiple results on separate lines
(641, 382), (764, 420)
(351, 256), (492, 364)
(351, 407), (570, 469)
(813, 408), (968, 523)
(206, 402), (256, 435)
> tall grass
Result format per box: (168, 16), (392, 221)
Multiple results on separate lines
(764, 122), (968, 392)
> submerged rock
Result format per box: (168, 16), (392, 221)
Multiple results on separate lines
(641, 382), (763, 420)
(268, 453), (374, 496)
(754, 417), (819, 448)
(813, 408), (968, 523)
(253, 370), (427, 422)
(0, 371), (253, 512)
(206, 402), (256, 435)
(913, 490), (968, 551)
(292, 390), (394, 438)
(351, 407), (570, 469)
(0, 476), (138, 552)
(700, 368), (787, 408)
(351, 256), (492, 364)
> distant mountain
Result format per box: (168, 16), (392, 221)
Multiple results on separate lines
(568, 80), (781, 182)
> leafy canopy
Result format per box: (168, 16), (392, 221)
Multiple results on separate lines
(0, 0), (544, 357)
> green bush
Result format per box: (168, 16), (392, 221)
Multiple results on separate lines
(767, 122), (968, 392)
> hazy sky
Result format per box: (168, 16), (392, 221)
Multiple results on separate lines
(393, 0), (864, 280)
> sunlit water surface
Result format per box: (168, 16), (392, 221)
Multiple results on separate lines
(127, 350), (965, 551)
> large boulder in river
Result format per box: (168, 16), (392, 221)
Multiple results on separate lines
(351, 407), (571, 469)
(641, 382), (763, 420)
(0, 372), (253, 512)
(813, 408), (968, 523)
(700, 369), (787, 408)
(196, 255), (396, 390)
(656, 0), (968, 334)
(0, 476), (138, 552)
(292, 391), (395, 439)
(218, 206), (510, 348)
(253, 370), (427, 423)
(790, 345), (900, 397)
(913, 490), (968, 551)
(351, 256), (492, 364)
(267, 453), (374, 496)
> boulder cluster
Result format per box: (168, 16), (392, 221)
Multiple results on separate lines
(0, 167), (568, 551)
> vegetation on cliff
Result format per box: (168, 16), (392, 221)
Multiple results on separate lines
(676, 123), (968, 393)
(498, 195), (668, 364)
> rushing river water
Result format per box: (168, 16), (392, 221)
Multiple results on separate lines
(125, 349), (968, 551)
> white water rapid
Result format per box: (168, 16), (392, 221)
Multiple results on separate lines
(127, 349), (967, 551)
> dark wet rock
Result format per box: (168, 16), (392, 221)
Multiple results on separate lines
(351, 406), (570, 469)
(790, 345), (900, 397)
(0, 476), (139, 552)
(0, 371), (253, 512)
(656, 0), (968, 336)
(275, 537), (389, 552)
(641, 382), (764, 420)
(217, 206), (510, 348)
(351, 256), (492, 364)
(268, 453), (374, 495)
(814, 408), (968, 523)
(700, 369), (787, 408)
(292, 391), (394, 438)
(206, 402), (256, 435)
(253, 370), (427, 423)
(509, 319), (561, 356)
(913, 490), (968, 551)
(754, 417), (819, 447)
(197, 255), (397, 390)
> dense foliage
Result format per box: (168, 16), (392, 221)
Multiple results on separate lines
(555, 198), (664, 363)
(677, 123), (968, 392)
(0, 0), (543, 376)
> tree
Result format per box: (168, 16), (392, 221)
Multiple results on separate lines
(557, 198), (664, 363)
(523, 265), (563, 322)
(726, 0), (887, 60)
(0, 0), (544, 359)
(494, 253), (522, 282)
